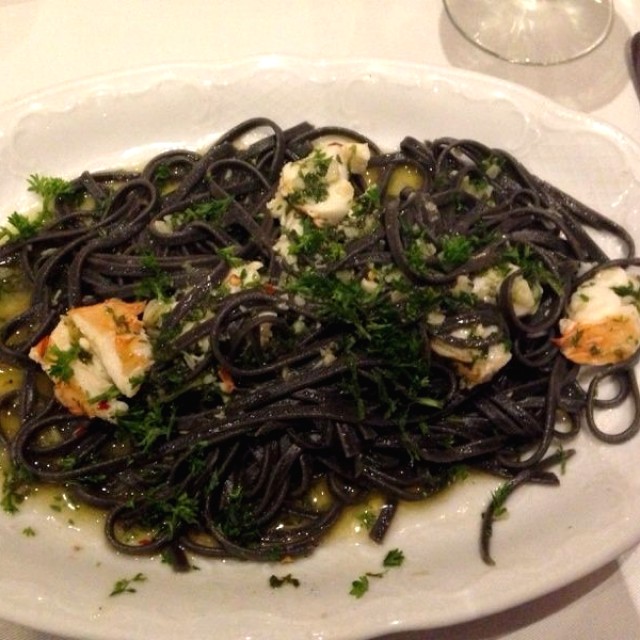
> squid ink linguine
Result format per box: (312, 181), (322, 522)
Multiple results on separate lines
(0, 117), (638, 569)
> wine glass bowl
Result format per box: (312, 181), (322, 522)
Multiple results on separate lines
(443, 0), (614, 66)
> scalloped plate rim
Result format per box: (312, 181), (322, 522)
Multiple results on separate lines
(0, 57), (640, 640)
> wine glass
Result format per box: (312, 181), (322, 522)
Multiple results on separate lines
(443, 0), (614, 66)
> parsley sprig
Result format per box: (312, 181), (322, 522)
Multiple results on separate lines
(27, 174), (74, 213)
(109, 572), (147, 596)
(0, 175), (74, 243)
(47, 344), (81, 382)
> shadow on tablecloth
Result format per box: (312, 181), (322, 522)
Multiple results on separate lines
(370, 556), (640, 640)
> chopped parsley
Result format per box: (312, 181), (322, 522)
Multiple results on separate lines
(216, 246), (244, 267)
(383, 548), (405, 567)
(172, 198), (232, 227)
(501, 243), (563, 295)
(109, 572), (147, 596)
(287, 216), (326, 256)
(286, 148), (332, 206)
(349, 574), (371, 598)
(287, 216), (344, 261)
(88, 386), (121, 405)
(351, 185), (381, 218)
(135, 252), (173, 301)
(148, 492), (199, 538)
(215, 486), (259, 545)
(349, 548), (406, 598)
(47, 343), (81, 382)
(356, 507), (377, 530)
(269, 573), (301, 589)
(152, 163), (172, 184)
(1, 464), (34, 514)
(440, 233), (474, 269)
(49, 495), (64, 512)
(613, 282), (640, 304)
(287, 270), (441, 424)
(116, 402), (175, 452)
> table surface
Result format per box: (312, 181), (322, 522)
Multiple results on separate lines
(1, 1), (640, 639)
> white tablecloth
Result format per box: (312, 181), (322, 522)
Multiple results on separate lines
(1, 1), (640, 638)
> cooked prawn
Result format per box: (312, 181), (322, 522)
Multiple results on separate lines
(29, 298), (153, 420)
(555, 266), (640, 366)
(555, 314), (640, 365)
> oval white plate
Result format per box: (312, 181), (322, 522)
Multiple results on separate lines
(2, 58), (640, 640)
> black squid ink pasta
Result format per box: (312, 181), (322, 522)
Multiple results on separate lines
(0, 116), (638, 569)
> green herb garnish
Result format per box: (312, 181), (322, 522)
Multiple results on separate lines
(351, 185), (381, 218)
(27, 174), (74, 213)
(502, 243), (564, 295)
(148, 492), (199, 538)
(216, 486), (259, 545)
(269, 574), (301, 589)
(349, 574), (370, 598)
(382, 548), (405, 567)
(88, 386), (121, 405)
(0, 211), (43, 242)
(116, 402), (175, 452)
(135, 252), (173, 301)
(356, 508), (377, 530)
(286, 148), (332, 206)
(440, 233), (474, 269)
(109, 572), (147, 596)
(47, 343), (81, 382)
(349, 549), (406, 598)
(1, 464), (34, 514)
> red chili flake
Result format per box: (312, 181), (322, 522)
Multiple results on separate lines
(98, 400), (111, 411)
(263, 283), (277, 295)
(72, 423), (88, 438)
(34, 335), (50, 359)
(218, 367), (236, 393)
